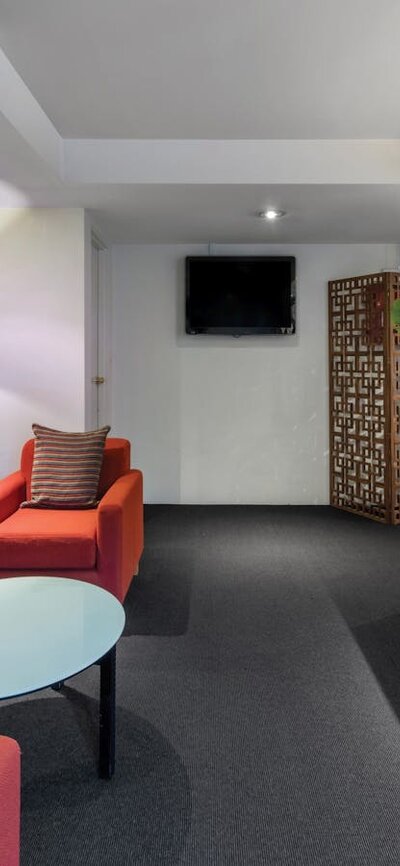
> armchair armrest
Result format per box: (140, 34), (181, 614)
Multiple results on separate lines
(0, 472), (26, 524)
(0, 736), (21, 866)
(97, 470), (144, 600)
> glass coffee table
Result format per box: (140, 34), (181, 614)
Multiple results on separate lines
(0, 576), (125, 778)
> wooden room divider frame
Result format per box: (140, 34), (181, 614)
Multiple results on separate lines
(329, 271), (400, 524)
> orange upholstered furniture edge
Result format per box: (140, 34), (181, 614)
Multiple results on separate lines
(0, 736), (21, 866)
(0, 438), (143, 602)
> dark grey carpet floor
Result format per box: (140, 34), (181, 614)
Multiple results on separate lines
(3, 505), (400, 865)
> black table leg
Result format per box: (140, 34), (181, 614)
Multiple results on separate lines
(99, 644), (116, 779)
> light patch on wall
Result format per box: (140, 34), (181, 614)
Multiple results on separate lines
(0, 183), (30, 230)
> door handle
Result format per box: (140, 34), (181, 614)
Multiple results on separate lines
(91, 376), (105, 385)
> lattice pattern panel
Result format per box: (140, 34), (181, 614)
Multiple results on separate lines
(329, 273), (390, 522)
(389, 272), (400, 523)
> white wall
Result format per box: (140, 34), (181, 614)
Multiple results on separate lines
(111, 243), (398, 504)
(0, 208), (86, 475)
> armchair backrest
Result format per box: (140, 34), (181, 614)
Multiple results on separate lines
(21, 437), (131, 500)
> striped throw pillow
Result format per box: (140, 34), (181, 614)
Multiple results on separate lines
(21, 423), (111, 509)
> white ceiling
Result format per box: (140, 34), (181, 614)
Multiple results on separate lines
(1, 0), (400, 139)
(1, 1), (400, 243)
(0, 116), (53, 190)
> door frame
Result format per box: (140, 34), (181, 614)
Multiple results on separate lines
(85, 225), (112, 430)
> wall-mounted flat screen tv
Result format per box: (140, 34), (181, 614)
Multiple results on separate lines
(185, 256), (296, 335)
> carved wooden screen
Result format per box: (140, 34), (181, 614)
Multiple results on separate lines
(329, 272), (400, 524)
(389, 272), (400, 523)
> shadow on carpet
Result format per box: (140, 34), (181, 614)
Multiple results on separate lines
(354, 613), (400, 723)
(123, 547), (193, 637)
(1, 692), (191, 866)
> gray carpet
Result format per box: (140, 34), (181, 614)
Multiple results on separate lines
(3, 505), (400, 865)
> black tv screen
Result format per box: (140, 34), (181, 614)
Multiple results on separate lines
(185, 256), (296, 335)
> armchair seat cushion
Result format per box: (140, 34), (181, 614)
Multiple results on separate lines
(0, 509), (97, 569)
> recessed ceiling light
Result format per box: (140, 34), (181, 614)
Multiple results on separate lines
(258, 209), (286, 220)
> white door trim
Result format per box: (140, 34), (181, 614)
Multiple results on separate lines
(85, 226), (112, 430)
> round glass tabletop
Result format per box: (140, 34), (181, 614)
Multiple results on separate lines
(0, 577), (126, 699)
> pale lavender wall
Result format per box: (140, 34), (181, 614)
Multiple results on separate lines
(0, 209), (86, 475)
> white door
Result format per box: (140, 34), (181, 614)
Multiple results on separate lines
(89, 236), (110, 429)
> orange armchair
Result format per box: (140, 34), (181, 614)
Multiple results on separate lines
(0, 438), (143, 601)
(0, 736), (20, 866)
